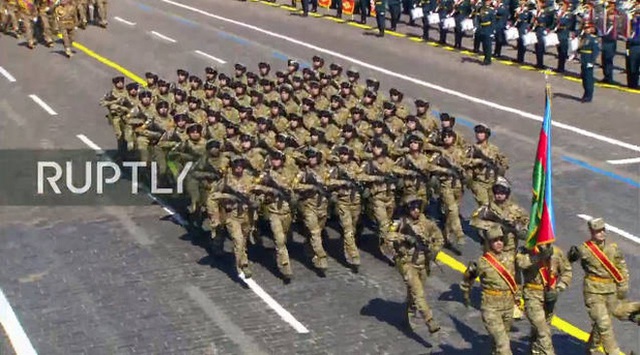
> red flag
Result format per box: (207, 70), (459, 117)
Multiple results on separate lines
(343, 0), (355, 15)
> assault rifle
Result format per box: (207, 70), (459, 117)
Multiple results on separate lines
(470, 146), (505, 178)
(478, 206), (528, 241)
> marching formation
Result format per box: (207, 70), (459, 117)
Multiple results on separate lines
(278, 0), (640, 92)
(99, 56), (640, 353)
(0, 0), (107, 57)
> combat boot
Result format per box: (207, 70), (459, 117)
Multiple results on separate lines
(65, 47), (73, 58)
(426, 318), (441, 334)
(629, 310), (640, 325)
(240, 265), (252, 279)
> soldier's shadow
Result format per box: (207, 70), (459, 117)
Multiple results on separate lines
(553, 92), (583, 103)
(360, 298), (434, 349)
(432, 315), (492, 354)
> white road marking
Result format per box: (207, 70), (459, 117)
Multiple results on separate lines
(239, 274), (310, 334)
(194, 50), (227, 64)
(577, 214), (640, 245)
(606, 157), (640, 165)
(0, 288), (38, 355)
(0, 66), (16, 82)
(150, 30), (177, 43)
(76, 134), (104, 152)
(162, 0), (640, 154)
(28, 95), (57, 115)
(75, 134), (307, 332)
(113, 16), (136, 26)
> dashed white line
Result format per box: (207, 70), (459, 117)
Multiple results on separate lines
(0, 66), (16, 82)
(162, 0), (640, 154)
(577, 214), (640, 245)
(28, 94), (57, 115)
(606, 157), (640, 165)
(75, 133), (307, 332)
(113, 16), (136, 26)
(150, 30), (177, 43)
(0, 288), (38, 355)
(194, 50), (227, 64)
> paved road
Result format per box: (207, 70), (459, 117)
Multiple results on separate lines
(0, 0), (638, 353)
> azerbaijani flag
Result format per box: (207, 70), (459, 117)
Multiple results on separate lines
(525, 84), (556, 250)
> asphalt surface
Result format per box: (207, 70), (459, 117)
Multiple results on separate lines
(0, 0), (639, 353)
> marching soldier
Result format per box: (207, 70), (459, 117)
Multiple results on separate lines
(516, 244), (572, 355)
(374, 0), (387, 37)
(387, 197), (444, 334)
(461, 225), (518, 355)
(476, 0), (497, 65)
(37, 0), (56, 47)
(579, 21), (599, 102)
(568, 217), (640, 354)
(467, 124), (508, 207)
(210, 156), (260, 278)
(17, 0), (37, 49)
(91, 0), (108, 27)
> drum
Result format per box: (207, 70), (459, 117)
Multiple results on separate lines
(443, 16), (455, 29)
(544, 32), (559, 47)
(523, 31), (538, 46)
(428, 12), (440, 25)
(461, 18), (475, 32)
(505, 27), (519, 41)
(411, 7), (424, 20)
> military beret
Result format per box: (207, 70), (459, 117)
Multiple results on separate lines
(258, 62), (270, 68)
(371, 138), (387, 148)
(225, 121), (239, 129)
(407, 133), (423, 143)
(218, 73), (230, 81)
(287, 59), (299, 67)
(256, 116), (269, 124)
(404, 195), (422, 209)
(112, 76), (125, 84)
(188, 75), (199, 83)
(249, 89), (263, 97)
(126, 83), (139, 91)
(173, 113), (188, 122)
(406, 115), (419, 122)
(371, 120), (385, 127)
(238, 106), (253, 113)
(486, 225), (505, 241)
(234, 63), (247, 71)
(588, 218), (606, 231)
(187, 123), (203, 133)
(318, 110), (332, 118)
(441, 128), (456, 138)
(389, 88), (402, 96)
(173, 89), (186, 97)
(205, 66), (218, 74)
(292, 75), (303, 82)
(440, 112), (453, 121)
(365, 78), (379, 85)
(329, 63), (342, 71)
(156, 101), (170, 110)
(139, 90), (153, 99)
(275, 71), (287, 79)
(309, 81), (321, 88)
(342, 123), (355, 132)
(240, 133), (253, 142)
(260, 78), (273, 86)
(302, 97), (315, 106)
(158, 80), (169, 87)
(234, 82), (247, 90)
(330, 95), (343, 102)
(220, 92), (233, 100)
(269, 100), (282, 108)
(474, 124), (491, 135)
(382, 101), (395, 110)
(319, 72), (332, 80)
(305, 147), (322, 158)
(206, 139), (222, 150)
(364, 90), (377, 99)
(230, 155), (247, 166)
(206, 109), (218, 117)
(246, 72), (258, 79)
(302, 67), (314, 75)
(276, 133), (289, 142)
(187, 96), (200, 104)
(312, 55), (323, 62)
(270, 150), (285, 160)
(204, 83), (217, 90)
(280, 84), (293, 93)
(340, 81), (351, 89)
(346, 67), (359, 76)
(288, 112), (301, 120)
(177, 69), (189, 76)
(350, 106), (364, 114)
(414, 99), (428, 107)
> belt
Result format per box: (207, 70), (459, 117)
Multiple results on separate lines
(483, 288), (511, 296)
(587, 275), (614, 283)
(524, 283), (544, 290)
(481, 21), (491, 26)
(579, 50), (592, 53)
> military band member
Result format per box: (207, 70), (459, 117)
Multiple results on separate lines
(601, 0), (620, 84)
(579, 21), (599, 102)
(476, 0), (497, 65)
(555, 0), (575, 73)
(627, 5), (640, 88)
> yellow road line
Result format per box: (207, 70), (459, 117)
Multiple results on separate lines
(385, 30), (406, 38)
(347, 22), (372, 29)
(68, 35), (613, 350)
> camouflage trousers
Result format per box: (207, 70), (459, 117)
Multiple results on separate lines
(368, 192), (395, 239)
(482, 291), (514, 355)
(440, 180), (464, 244)
(1, 3), (19, 32)
(37, 6), (56, 43)
(585, 292), (640, 355)
(300, 200), (329, 270)
(524, 288), (554, 355)
(469, 179), (493, 207)
(60, 26), (74, 50)
(221, 208), (252, 274)
(265, 206), (293, 277)
(398, 259), (434, 322)
(336, 200), (361, 266)
(19, 11), (35, 45)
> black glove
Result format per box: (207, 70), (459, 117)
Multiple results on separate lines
(568, 245), (581, 263)
(466, 261), (479, 279)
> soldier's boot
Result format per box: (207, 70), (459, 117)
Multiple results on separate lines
(426, 318), (441, 334)
(404, 303), (417, 329)
(65, 47), (73, 58)
(280, 263), (293, 284)
(629, 310), (640, 325)
(312, 255), (328, 277)
(240, 265), (252, 279)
